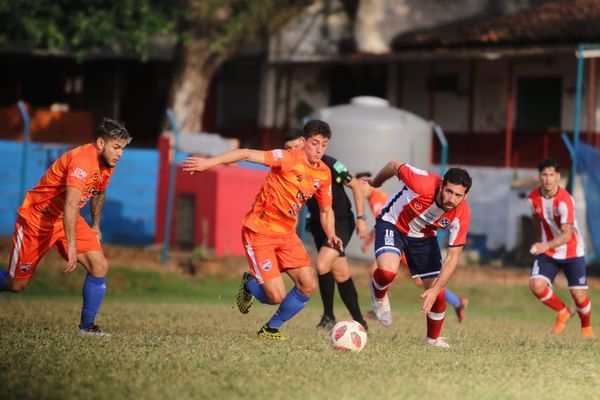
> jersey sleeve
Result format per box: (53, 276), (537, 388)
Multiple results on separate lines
(397, 164), (437, 192)
(557, 194), (575, 225)
(330, 158), (353, 185)
(263, 149), (297, 171)
(448, 205), (471, 247)
(65, 152), (94, 192)
(314, 170), (333, 210)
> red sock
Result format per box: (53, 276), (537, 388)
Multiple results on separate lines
(426, 289), (446, 339)
(575, 297), (591, 328)
(372, 269), (396, 299)
(535, 287), (566, 312)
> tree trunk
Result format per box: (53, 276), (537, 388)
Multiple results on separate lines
(167, 40), (225, 133)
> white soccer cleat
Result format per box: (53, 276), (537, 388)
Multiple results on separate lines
(371, 286), (393, 327)
(77, 324), (111, 337)
(424, 336), (450, 348)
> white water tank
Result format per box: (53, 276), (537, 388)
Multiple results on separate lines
(311, 96), (432, 258)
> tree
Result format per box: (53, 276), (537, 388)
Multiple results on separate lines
(0, 0), (313, 133)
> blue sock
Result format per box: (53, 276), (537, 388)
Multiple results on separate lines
(0, 270), (9, 291)
(79, 274), (107, 329)
(245, 278), (268, 304)
(445, 288), (460, 308)
(267, 287), (310, 329)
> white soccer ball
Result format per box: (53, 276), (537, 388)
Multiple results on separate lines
(330, 320), (368, 352)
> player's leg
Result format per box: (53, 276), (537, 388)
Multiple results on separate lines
(314, 246), (339, 329)
(1, 217), (50, 293)
(406, 236), (448, 347)
(445, 287), (468, 323)
(564, 257), (593, 337)
(371, 221), (403, 326)
(331, 256), (367, 330)
(529, 255), (572, 334)
(265, 266), (315, 332)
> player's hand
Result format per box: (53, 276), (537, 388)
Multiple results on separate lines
(328, 235), (344, 252)
(64, 245), (78, 273)
(356, 219), (368, 240)
(182, 157), (212, 174)
(92, 226), (102, 242)
(530, 242), (549, 255)
(420, 287), (441, 314)
(364, 178), (380, 188)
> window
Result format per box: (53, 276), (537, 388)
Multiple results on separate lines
(330, 64), (387, 105)
(516, 77), (561, 131)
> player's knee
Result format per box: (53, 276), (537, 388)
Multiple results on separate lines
(297, 280), (317, 297)
(529, 279), (546, 294)
(90, 258), (109, 277)
(267, 290), (286, 304)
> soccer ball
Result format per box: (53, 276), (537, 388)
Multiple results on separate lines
(330, 320), (368, 352)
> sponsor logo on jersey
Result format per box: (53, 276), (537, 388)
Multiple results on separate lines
(414, 202), (423, 210)
(18, 262), (32, 273)
(296, 174), (303, 182)
(260, 259), (272, 271)
(92, 173), (100, 182)
(70, 167), (88, 181)
(438, 218), (450, 228)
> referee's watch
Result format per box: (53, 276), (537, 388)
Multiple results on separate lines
(356, 215), (366, 221)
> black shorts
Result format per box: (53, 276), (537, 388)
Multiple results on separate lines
(531, 254), (588, 289)
(374, 220), (442, 280)
(309, 218), (355, 257)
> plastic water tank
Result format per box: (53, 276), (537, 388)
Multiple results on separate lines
(311, 96), (432, 258)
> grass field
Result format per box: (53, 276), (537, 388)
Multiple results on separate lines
(1, 262), (599, 400)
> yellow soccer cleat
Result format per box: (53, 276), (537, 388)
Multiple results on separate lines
(236, 272), (254, 314)
(257, 324), (286, 341)
(551, 307), (574, 335)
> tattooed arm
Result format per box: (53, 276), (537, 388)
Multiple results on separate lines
(90, 191), (105, 241)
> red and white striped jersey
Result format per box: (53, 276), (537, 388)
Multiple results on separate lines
(527, 186), (585, 259)
(379, 164), (471, 247)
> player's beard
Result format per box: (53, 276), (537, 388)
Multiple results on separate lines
(99, 151), (116, 168)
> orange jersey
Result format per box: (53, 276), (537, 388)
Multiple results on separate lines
(18, 143), (114, 230)
(368, 188), (389, 218)
(242, 148), (332, 235)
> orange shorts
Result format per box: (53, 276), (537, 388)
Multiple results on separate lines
(8, 215), (103, 280)
(241, 226), (310, 284)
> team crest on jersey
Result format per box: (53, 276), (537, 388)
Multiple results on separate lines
(296, 174), (303, 182)
(272, 149), (283, 160)
(438, 218), (450, 228)
(18, 262), (32, 273)
(260, 259), (272, 271)
(579, 277), (586, 285)
(92, 173), (100, 182)
(414, 202), (423, 210)
(313, 179), (320, 189)
(70, 167), (88, 181)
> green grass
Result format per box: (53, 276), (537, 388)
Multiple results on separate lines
(1, 266), (599, 399)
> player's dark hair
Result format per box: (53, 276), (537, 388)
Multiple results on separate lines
(95, 117), (132, 143)
(537, 158), (560, 173)
(303, 119), (331, 139)
(443, 167), (472, 193)
(355, 172), (372, 179)
(283, 128), (303, 144)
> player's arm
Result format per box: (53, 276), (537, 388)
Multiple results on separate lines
(182, 149), (266, 173)
(64, 186), (82, 273)
(90, 191), (105, 241)
(420, 245), (463, 314)
(344, 177), (368, 239)
(369, 160), (403, 188)
(531, 223), (573, 255)
(319, 205), (343, 251)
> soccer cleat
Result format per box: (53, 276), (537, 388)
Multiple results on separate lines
(257, 324), (286, 341)
(551, 307), (574, 335)
(454, 297), (468, 323)
(424, 336), (450, 348)
(236, 272), (254, 314)
(316, 315), (336, 331)
(581, 326), (594, 337)
(77, 324), (110, 337)
(371, 286), (393, 327)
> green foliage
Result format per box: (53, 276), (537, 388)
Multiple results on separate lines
(0, 0), (177, 60)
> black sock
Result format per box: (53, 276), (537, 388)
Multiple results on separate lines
(338, 278), (365, 324)
(317, 271), (335, 319)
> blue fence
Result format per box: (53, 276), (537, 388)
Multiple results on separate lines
(577, 142), (600, 261)
(0, 139), (158, 246)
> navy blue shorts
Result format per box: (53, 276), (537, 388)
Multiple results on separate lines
(374, 220), (442, 280)
(531, 254), (588, 289)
